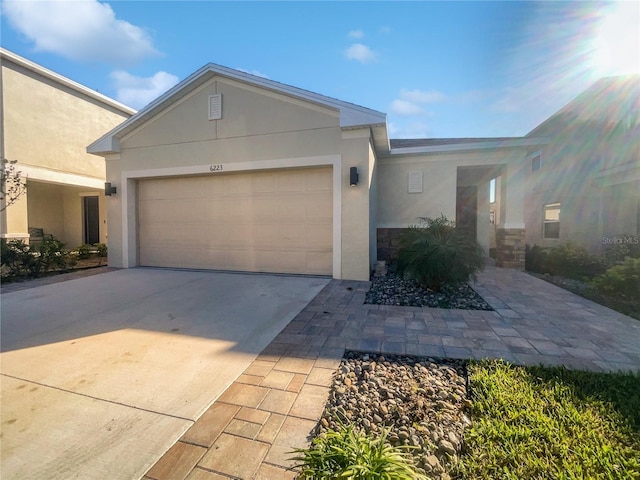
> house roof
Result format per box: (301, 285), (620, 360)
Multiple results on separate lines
(390, 137), (520, 148)
(0, 48), (136, 116)
(388, 136), (549, 155)
(88, 63), (388, 155)
(528, 75), (640, 137)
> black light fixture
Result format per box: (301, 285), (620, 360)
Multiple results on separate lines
(349, 166), (359, 186)
(105, 182), (117, 196)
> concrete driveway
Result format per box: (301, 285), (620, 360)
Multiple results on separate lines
(0, 268), (329, 480)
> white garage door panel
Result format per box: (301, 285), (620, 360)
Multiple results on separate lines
(138, 167), (333, 275)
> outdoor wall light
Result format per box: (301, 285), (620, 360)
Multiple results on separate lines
(350, 167), (359, 186)
(105, 182), (117, 196)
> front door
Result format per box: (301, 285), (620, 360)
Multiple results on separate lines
(83, 196), (100, 245)
(456, 186), (478, 239)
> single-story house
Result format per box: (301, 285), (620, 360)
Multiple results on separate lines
(0, 48), (135, 248)
(89, 63), (548, 281)
(524, 75), (639, 253)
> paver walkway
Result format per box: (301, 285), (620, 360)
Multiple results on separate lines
(144, 265), (640, 479)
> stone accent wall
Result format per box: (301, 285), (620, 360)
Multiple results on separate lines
(376, 228), (408, 262)
(495, 228), (525, 269)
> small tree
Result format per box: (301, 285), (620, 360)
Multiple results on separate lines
(1, 157), (27, 212)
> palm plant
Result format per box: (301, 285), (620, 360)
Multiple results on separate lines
(396, 215), (483, 291)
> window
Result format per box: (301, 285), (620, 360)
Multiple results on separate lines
(530, 151), (541, 172)
(543, 203), (560, 239)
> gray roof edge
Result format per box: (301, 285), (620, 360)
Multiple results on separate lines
(1, 48), (136, 116)
(88, 63), (386, 154)
(389, 137), (550, 155)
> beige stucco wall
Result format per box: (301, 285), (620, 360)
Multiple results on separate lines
(377, 149), (527, 228)
(340, 129), (374, 280)
(525, 118), (639, 253)
(107, 76), (374, 280)
(2, 61), (129, 178)
(1, 55), (131, 245)
(26, 182), (65, 240)
(25, 181), (107, 247)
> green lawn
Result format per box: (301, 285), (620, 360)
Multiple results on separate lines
(453, 360), (640, 479)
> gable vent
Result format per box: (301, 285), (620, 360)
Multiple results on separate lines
(208, 94), (222, 120)
(408, 171), (423, 193)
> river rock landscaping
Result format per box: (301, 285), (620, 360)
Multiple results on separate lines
(316, 351), (469, 479)
(365, 269), (492, 310)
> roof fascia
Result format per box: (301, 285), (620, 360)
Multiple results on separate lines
(389, 137), (550, 156)
(0, 48), (136, 116)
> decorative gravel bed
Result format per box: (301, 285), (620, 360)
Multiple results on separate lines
(316, 351), (470, 480)
(365, 270), (493, 310)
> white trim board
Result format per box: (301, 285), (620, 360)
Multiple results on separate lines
(19, 165), (104, 189)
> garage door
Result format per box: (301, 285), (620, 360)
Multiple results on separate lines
(137, 167), (333, 275)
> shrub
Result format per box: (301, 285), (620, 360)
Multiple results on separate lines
(291, 424), (426, 480)
(1, 239), (29, 277)
(396, 215), (484, 291)
(592, 257), (640, 302)
(545, 242), (606, 279)
(77, 243), (93, 259)
(0, 236), (74, 279)
(526, 242), (606, 280)
(93, 243), (108, 257)
(525, 244), (548, 273)
(603, 239), (640, 267)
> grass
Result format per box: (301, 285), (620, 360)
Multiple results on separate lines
(291, 424), (426, 479)
(293, 358), (640, 479)
(453, 360), (640, 479)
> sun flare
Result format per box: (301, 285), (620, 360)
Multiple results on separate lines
(592, 2), (640, 76)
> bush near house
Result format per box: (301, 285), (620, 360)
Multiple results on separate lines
(0, 236), (75, 279)
(593, 257), (640, 302)
(525, 243), (640, 320)
(76, 242), (108, 260)
(396, 215), (484, 291)
(525, 242), (606, 280)
(1, 238), (107, 282)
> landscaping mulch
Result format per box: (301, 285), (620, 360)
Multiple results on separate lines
(365, 270), (493, 310)
(316, 352), (469, 479)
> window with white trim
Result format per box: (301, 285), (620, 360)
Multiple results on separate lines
(531, 153), (541, 172)
(543, 202), (560, 239)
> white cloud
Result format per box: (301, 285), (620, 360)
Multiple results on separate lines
(3, 0), (159, 66)
(235, 67), (269, 79)
(110, 70), (179, 109)
(390, 88), (446, 116)
(400, 89), (446, 104)
(390, 99), (425, 116)
(348, 29), (364, 39)
(392, 121), (432, 139)
(379, 26), (391, 34)
(345, 43), (377, 63)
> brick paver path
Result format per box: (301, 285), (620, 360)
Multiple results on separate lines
(144, 266), (640, 479)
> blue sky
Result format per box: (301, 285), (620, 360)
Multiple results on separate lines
(1, 1), (638, 138)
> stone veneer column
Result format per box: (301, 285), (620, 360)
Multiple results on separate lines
(376, 228), (408, 262)
(495, 228), (525, 269)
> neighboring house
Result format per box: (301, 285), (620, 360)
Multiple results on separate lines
(88, 63), (546, 281)
(524, 75), (640, 253)
(0, 48), (135, 249)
